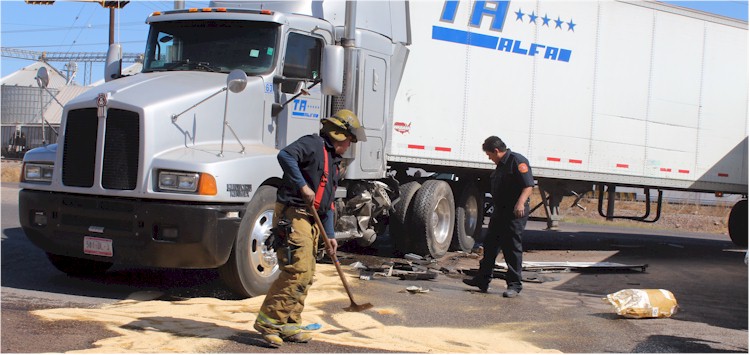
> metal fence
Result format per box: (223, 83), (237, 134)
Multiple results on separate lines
(1, 85), (57, 125)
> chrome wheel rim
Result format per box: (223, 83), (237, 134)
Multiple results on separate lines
(249, 209), (278, 277)
(431, 197), (452, 244)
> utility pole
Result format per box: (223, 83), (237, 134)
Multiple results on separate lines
(109, 8), (115, 45)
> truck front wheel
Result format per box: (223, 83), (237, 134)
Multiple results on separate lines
(728, 199), (747, 248)
(219, 185), (280, 298)
(411, 180), (455, 258)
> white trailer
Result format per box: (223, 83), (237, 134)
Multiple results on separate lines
(19, 0), (747, 298)
(387, 0), (748, 247)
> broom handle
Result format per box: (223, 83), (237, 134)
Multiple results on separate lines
(308, 205), (358, 303)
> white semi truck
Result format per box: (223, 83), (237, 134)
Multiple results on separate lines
(19, 0), (748, 297)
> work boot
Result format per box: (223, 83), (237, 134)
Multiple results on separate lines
(502, 289), (521, 298)
(253, 323), (284, 348)
(282, 331), (313, 343)
(279, 324), (312, 343)
(462, 277), (489, 293)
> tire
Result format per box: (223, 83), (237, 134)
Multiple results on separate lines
(219, 185), (280, 298)
(411, 180), (455, 258)
(390, 181), (421, 255)
(451, 182), (483, 252)
(728, 199), (748, 248)
(46, 253), (112, 276)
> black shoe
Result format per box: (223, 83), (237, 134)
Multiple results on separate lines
(462, 278), (489, 293)
(503, 289), (520, 298)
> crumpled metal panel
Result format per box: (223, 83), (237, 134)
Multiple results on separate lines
(335, 181), (394, 240)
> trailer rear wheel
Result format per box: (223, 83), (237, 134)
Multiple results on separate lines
(728, 199), (747, 248)
(411, 180), (455, 258)
(452, 182), (483, 252)
(219, 185), (280, 297)
(390, 181), (421, 255)
(46, 253), (112, 276)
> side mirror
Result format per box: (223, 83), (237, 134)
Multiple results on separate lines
(321, 45), (344, 96)
(105, 44), (122, 82)
(35, 67), (49, 88)
(227, 69), (248, 93)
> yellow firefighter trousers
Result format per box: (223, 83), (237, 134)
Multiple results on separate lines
(255, 203), (320, 334)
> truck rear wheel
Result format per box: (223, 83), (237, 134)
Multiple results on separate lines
(46, 253), (112, 276)
(219, 185), (280, 298)
(411, 180), (455, 258)
(452, 182), (482, 252)
(728, 199), (747, 248)
(390, 181), (421, 255)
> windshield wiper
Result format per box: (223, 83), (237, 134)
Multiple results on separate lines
(147, 59), (221, 73)
(194, 62), (219, 72)
(160, 59), (220, 72)
(164, 59), (191, 70)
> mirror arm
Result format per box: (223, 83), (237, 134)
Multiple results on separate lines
(171, 87), (227, 122)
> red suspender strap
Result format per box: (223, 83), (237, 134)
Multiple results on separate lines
(314, 142), (328, 210)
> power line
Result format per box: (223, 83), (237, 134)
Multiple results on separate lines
(2, 22), (143, 33)
(7, 41), (144, 48)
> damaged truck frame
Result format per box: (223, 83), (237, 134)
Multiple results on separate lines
(19, 0), (748, 297)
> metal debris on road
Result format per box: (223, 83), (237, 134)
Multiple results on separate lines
(406, 286), (430, 294)
(403, 253), (424, 261)
(495, 261), (648, 273)
(397, 270), (438, 280)
(349, 261), (367, 269)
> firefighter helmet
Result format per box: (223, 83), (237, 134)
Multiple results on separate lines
(321, 109), (366, 143)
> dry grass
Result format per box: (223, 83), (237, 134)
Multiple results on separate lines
(1, 160), (22, 182)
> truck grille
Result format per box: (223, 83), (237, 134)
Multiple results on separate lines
(62, 108), (140, 190)
(103, 109), (140, 190)
(62, 109), (98, 187)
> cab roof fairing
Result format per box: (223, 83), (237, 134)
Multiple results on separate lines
(146, 9), (290, 26)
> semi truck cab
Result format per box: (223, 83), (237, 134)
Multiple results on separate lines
(18, 5), (364, 297)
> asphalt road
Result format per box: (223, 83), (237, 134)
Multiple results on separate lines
(2, 182), (748, 353)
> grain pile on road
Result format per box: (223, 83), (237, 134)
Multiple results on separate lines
(32, 264), (561, 353)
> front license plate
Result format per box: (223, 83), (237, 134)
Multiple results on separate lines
(84, 236), (113, 257)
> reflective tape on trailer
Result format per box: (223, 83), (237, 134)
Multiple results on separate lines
(403, 144), (452, 152)
(546, 157), (583, 165)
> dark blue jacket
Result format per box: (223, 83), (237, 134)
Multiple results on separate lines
(277, 134), (341, 235)
(490, 149), (535, 216)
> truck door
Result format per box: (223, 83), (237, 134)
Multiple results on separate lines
(275, 32), (325, 149)
(358, 53), (388, 176)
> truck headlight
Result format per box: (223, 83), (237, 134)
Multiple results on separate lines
(157, 170), (216, 195)
(22, 163), (53, 183)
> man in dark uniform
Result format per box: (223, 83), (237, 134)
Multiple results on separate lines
(254, 109), (366, 347)
(464, 136), (534, 298)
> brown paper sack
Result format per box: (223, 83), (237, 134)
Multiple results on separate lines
(604, 289), (678, 319)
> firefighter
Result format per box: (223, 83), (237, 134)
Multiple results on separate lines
(254, 109), (366, 347)
(464, 136), (534, 298)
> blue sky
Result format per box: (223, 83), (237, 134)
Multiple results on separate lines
(1, 0), (748, 85)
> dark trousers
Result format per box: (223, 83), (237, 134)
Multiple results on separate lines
(478, 210), (527, 290)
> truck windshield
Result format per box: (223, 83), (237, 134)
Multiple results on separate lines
(143, 20), (279, 75)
